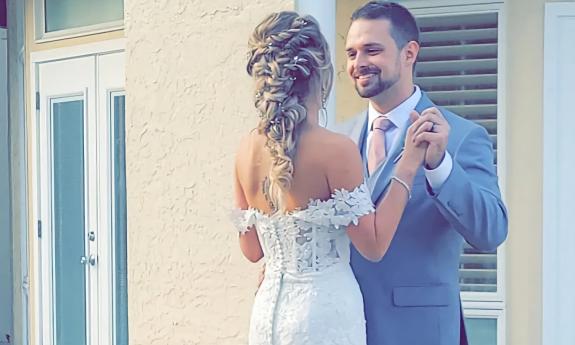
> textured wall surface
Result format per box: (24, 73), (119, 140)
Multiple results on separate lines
(125, 1), (292, 344)
(335, 0), (366, 121)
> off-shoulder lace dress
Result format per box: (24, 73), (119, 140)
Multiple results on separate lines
(231, 183), (375, 345)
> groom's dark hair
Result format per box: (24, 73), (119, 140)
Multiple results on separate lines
(351, 1), (420, 49)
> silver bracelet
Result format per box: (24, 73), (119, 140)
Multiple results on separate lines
(391, 175), (412, 200)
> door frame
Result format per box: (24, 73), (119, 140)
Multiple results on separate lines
(29, 39), (125, 345)
(542, 3), (575, 345)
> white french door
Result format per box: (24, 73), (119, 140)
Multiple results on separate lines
(33, 47), (127, 345)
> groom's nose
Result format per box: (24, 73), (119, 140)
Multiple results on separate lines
(351, 52), (369, 76)
(353, 52), (369, 71)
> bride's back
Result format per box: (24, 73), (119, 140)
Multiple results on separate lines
(236, 126), (346, 215)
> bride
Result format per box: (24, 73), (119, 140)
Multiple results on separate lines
(231, 11), (430, 345)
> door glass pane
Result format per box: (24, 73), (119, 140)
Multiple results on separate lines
(45, 0), (123, 33)
(112, 94), (128, 344)
(466, 317), (497, 344)
(52, 99), (87, 345)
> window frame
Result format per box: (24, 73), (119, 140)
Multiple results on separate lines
(34, 0), (123, 42)
(464, 307), (506, 345)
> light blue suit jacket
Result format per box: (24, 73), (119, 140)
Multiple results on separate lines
(332, 92), (508, 345)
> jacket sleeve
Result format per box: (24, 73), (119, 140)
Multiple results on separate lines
(430, 125), (508, 251)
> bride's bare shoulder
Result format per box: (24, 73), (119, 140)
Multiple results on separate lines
(236, 130), (264, 156)
(302, 128), (361, 162)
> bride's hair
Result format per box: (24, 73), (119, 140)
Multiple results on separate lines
(246, 12), (333, 213)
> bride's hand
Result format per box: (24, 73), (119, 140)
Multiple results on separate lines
(399, 111), (430, 172)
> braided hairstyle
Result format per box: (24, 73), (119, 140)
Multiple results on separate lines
(246, 12), (333, 213)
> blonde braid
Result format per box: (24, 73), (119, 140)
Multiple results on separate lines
(247, 12), (333, 213)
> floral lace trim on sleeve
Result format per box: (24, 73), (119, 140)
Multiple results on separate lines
(298, 182), (375, 229)
(229, 208), (258, 235)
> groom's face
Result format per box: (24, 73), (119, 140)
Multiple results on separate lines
(345, 19), (402, 99)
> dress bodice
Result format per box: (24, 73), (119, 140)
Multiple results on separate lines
(231, 183), (375, 275)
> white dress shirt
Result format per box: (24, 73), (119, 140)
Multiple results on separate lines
(365, 85), (453, 191)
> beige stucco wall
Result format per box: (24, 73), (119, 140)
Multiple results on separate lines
(335, 1), (368, 121)
(504, 1), (574, 344)
(125, 1), (292, 344)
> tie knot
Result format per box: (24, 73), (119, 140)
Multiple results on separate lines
(372, 116), (393, 132)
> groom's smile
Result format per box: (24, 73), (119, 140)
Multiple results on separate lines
(355, 68), (380, 87)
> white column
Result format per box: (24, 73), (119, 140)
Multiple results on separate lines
(8, 0), (30, 342)
(543, 3), (575, 345)
(295, 0), (337, 125)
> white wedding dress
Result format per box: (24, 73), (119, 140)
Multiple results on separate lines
(231, 183), (375, 345)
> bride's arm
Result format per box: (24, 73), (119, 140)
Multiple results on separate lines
(326, 124), (426, 262)
(234, 166), (264, 263)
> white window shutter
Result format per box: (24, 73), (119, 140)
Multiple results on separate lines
(415, 12), (499, 293)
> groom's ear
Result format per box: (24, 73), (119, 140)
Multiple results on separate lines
(403, 41), (420, 68)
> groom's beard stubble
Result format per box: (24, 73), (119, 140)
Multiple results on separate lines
(354, 67), (401, 99)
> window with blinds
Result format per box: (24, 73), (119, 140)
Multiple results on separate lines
(414, 12), (499, 293)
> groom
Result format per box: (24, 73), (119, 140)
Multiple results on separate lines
(335, 2), (508, 344)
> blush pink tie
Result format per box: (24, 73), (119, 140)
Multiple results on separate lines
(368, 116), (393, 175)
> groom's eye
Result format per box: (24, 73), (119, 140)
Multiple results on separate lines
(367, 49), (381, 55)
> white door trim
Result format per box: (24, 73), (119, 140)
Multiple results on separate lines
(542, 3), (575, 345)
(30, 40), (125, 345)
(30, 39), (125, 63)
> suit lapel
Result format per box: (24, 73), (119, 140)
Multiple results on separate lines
(348, 112), (370, 178)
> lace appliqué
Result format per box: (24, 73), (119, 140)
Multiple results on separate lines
(229, 208), (259, 235)
(230, 182), (374, 272)
(233, 182), (373, 345)
(296, 182), (375, 229)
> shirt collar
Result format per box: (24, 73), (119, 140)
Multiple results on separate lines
(368, 85), (422, 130)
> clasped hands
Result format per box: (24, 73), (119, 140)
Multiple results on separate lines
(408, 107), (450, 170)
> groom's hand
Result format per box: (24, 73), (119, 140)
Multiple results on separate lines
(413, 107), (450, 169)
